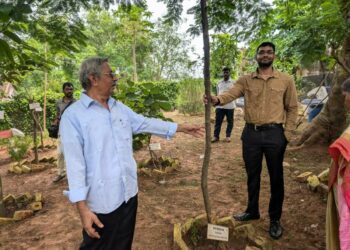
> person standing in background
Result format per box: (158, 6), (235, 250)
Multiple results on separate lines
(211, 66), (236, 143)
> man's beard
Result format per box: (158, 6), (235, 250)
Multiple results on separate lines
(258, 60), (273, 68)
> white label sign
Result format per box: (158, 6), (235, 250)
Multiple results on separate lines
(29, 103), (40, 109)
(207, 224), (229, 242)
(0, 111), (4, 119)
(35, 107), (43, 112)
(149, 143), (161, 151)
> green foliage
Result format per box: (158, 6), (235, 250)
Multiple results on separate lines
(176, 79), (204, 115)
(185, 0), (271, 38)
(114, 80), (175, 149)
(210, 33), (240, 79)
(0, 0), (87, 83)
(149, 21), (197, 80)
(0, 90), (62, 133)
(189, 220), (202, 246)
(7, 136), (31, 165)
(245, 0), (350, 76)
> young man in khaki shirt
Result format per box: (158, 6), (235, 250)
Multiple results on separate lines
(206, 42), (298, 240)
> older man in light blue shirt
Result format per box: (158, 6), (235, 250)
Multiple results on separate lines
(60, 57), (202, 250)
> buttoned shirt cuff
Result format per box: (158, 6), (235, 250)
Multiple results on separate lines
(63, 187), (89, 203)
(167, 123), (178, 140)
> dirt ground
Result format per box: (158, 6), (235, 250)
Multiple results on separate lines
(0, 111), (330, 250)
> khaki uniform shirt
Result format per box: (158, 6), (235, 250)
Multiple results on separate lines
(217, 69), (298, 133)
(56, 97), (76, 120)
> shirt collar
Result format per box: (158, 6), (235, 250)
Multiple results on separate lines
(221, 78), (232, 83)
(251, 68), (280, 79)
(80, 92), (117, 109)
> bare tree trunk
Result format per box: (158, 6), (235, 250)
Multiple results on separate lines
(200, 0), (212, 224)
(296, 39), (350, 146)
(0, 176), (5, 217)
(32, 111), (39, 164)
(43, 43), (48, 131)
(132, 30), (138, 82)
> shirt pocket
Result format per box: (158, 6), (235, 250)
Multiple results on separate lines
(270, 85), (285, 104)
(245, 85), (261, 109)
(114, 116), (133, 150)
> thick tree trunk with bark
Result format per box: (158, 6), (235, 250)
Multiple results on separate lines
(296, 24), (350, 146)
(296, 0), (350, 146)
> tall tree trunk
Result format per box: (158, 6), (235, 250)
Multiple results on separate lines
(132, 30), (138, 82)
(43, 43), (48, 130)
(296, 40), (350, 146)
(0, 176), (5, 217)
(200, 0), (212, 223)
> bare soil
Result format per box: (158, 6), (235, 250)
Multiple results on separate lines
(0, 111), (329, 250)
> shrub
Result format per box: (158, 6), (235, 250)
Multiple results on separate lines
(0, 90), (62, 133)
(114, 80), (174, 149)
(177, 79), (204, 115)
(8, 136), (32, 165)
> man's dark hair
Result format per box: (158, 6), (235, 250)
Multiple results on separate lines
(256, 42), (276, 53)
(341, 77), (350, 92)
(62, 82), (74, 91)
(222, 66), (231, 72)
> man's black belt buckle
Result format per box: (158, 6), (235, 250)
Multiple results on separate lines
(248, 123), (281, 131)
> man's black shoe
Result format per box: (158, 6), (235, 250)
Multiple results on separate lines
(233, 212), (260, 221)
(269, 220), (283, 240)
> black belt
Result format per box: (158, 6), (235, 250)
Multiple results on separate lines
(246, 123), (282, 131)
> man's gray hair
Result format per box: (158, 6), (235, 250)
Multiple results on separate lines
(79, 57), (109, 90)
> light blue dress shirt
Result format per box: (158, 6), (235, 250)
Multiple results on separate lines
(60, 93), (177, 214)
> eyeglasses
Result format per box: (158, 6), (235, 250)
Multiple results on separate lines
(257, 50), (274, 55)
(103, 72), (117, 79)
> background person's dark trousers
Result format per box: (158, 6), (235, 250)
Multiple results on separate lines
(241, 125), (287, 220)
(80, 195), (138, 250)
(214, 108), (234, 139)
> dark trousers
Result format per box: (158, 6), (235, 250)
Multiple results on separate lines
(241, 125), (287, 221)
(80, 195), (138, 250)
(214, 108), (234, 138)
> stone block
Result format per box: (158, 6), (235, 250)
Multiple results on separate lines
(235, 223), (256, 241)
(13, 210), (34, 221)
(21, 165), (31, 173)
(246, 246), (260, 250)
(34, 193), (42, 202)
(0, 217), (15, 225)
(245, 246), (260, 250)
(194, 214), (208, 227)
(13, 166), (23, 174)
(217, 216), (235, 227)
(317, 169), (329, 183)
(181, 218), (194, 234)
(307, 175), (320, 192)
(15, 192), (32, 204)
(30, 164), (47, 172)
(3, 194), (15, 205)
(296, 172), (313, 183)
(173, 223), (189, 250)
(30, 201), (42, 211)
(252, 236), (272, 250)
